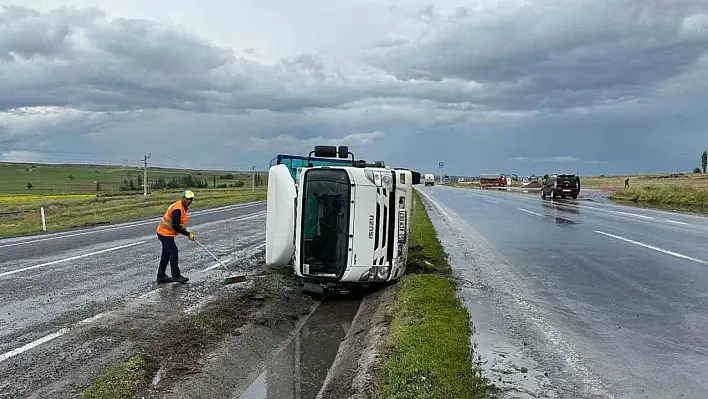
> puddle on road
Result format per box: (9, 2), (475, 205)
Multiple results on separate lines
(237, 298), (360, 399)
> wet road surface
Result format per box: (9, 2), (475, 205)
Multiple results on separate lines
(0, 201), (266, 367)
(417, 186), (708, 399)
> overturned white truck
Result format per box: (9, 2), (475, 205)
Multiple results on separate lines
(265, 145), (421, 297)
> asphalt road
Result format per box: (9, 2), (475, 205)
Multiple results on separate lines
(417, 186), (708, 399)
(0, 201), (266, 364)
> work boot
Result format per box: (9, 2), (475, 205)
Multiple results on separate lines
(172, 275), (189, 284)
(156, 275), (173, 283)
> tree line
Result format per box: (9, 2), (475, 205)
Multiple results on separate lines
(118, 173), (259, 191)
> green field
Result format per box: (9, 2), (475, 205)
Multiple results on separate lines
(0, 162), (268, 238)
(0, 162), (263, 195)
(0, 188), (267, 238)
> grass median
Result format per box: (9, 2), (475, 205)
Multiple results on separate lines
(379, 190), (497, 399)
(0, 188), (267, 238)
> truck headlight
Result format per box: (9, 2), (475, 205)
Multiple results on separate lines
(376, 266), (390, 280)
(381, 173), (393, 190)
(359, 268), (374, 281)
(365, 170), (383, 187)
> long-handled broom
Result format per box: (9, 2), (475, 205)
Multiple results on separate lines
(194, 240), (247, 285)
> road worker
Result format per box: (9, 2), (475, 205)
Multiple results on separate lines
(155, 190), (196, 283)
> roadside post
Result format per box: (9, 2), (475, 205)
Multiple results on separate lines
(40, 207), (46, 231)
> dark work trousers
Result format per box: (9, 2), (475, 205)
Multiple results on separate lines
(157, 233), (181, 278)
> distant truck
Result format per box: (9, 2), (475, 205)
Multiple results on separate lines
(266, 145), (421, 297)
(424, 173), (435, 186)
(479, 174), (507, 187)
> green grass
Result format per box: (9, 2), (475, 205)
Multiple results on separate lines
(81, 353), (156, 399)
(0, 162), (258, 195)
(0, 187), (267, 238)
(379, 190), (497, 399)
(405, 191), (451, 275)
(581, 172), (708, 189)
(609, 186), (708, 207)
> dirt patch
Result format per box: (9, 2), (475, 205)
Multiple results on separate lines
(151, 278), (318, 398)
(75, 268), (318, 399)
(316, 284), (396, 399)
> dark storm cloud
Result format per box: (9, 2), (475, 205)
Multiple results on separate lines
(1, 1), (708, 175)
(0, 5), (544, 115)
(0, 6), (375, 113)
(364, 0), (708, 111)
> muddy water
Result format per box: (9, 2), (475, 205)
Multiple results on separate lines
(237, 298), (360, 399)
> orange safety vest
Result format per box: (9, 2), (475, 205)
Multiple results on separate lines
(156, 200), (188, 237)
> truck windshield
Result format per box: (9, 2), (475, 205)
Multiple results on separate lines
(300, 169), (351, 277)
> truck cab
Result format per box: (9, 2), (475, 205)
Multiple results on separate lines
(265, 146), (420, 297)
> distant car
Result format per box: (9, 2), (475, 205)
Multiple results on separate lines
(541, 174), (580, 199)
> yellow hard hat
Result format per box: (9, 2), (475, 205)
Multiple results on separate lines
(182, 190), (195, 199)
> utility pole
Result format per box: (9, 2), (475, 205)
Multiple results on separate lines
(251, 164), (257, 191)
(143, 153), (151, 196)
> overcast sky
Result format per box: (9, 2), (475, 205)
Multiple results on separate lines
(1, 0), (707, 175)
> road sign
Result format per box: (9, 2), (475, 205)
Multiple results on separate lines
(439, 161), (444, 168)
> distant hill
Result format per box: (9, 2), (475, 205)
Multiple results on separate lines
(0, 162), (261, 196)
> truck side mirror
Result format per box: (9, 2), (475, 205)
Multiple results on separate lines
(338, 145), (349, 159)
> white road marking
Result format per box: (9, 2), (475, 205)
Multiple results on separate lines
(0, 201), (264, 249)
(518, 208), (544, 217)
(0, 241), (146, 278)
(201, 255), (238, 272)
(485, 199), (499, 204)
(77, 312), (111, 326)
(0, 328), (69, 364)
(608, 210), (654, 220)
(666, 220), (689, 225)
(0, 312), (112, 364)
(595, 230), (708, 266)
(139, 289), (160, 299)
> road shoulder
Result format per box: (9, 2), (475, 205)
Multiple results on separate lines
(318, 189), (499, 399)
(12, 264), (317, 399)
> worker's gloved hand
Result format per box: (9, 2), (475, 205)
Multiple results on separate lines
(189, 233), (195, 241)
